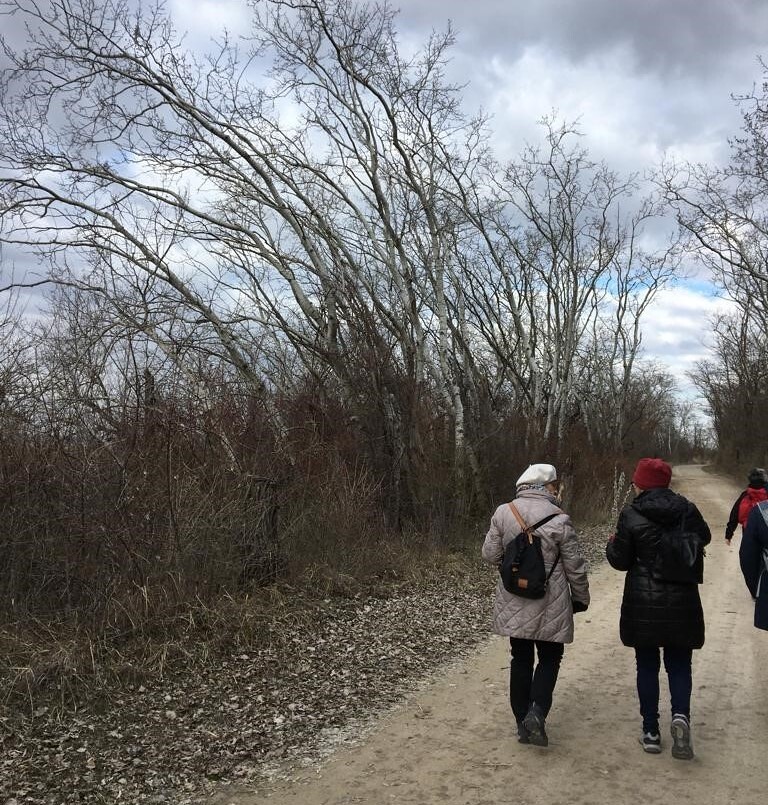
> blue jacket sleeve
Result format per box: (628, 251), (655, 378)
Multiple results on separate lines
(739, 506), (765, 597)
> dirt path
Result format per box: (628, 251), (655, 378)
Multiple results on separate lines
(212, 466), (768, 805)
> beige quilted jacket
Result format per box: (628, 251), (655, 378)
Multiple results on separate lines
(481, 487), (590, 643)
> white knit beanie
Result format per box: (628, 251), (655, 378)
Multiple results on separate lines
(516, 463), (558, 488)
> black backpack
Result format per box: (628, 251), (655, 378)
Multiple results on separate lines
(651, 513), (705, 585)
(499, 502), (560, 599)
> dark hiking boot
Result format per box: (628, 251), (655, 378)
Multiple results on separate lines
(517, 721), (530, 744)
(522, 703), (548, 747)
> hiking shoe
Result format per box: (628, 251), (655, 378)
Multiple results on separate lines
(671, 714), (694, 760)
(522, 704), (548, 747)
(517, 722), (530, 744)
(639, 731), (662, 754)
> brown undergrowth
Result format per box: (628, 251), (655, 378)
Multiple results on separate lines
(0, 526), (608, 805)
(0, 535), (475, 714)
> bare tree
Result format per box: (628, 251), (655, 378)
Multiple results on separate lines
(656, 61), (768, 467)
(689, 310), (768, 467)
(450, 120), (678, 447)
(657, 59), (768, 323)
(0, 0), (685, 535)
(0, 0), (494, 519)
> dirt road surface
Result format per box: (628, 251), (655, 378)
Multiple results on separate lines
(213, 465), (768, 805)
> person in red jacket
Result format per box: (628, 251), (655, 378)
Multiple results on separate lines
(725, 468), (768, 545)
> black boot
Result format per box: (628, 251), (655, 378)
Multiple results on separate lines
(522, 703), (548, 747)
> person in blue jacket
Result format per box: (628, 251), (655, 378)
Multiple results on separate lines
(739, 501), (768, 631)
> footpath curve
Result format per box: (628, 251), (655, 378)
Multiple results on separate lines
(213, 465), (768, 805)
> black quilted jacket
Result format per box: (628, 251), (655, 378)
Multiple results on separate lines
(606, 488), (712, 648)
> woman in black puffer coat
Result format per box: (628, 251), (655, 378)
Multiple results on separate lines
(606, 458), (711, 761)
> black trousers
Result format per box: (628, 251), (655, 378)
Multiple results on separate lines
(509, 637), (565, 724)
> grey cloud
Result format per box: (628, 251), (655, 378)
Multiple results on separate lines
(393, 0), (767, 171)
(397, 0), (766, 82)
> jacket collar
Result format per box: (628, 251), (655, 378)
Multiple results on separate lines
(515, 486), (559, 505)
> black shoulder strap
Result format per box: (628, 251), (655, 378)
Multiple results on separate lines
(529, 512), (560, 532)
(546, 551), (561, 581)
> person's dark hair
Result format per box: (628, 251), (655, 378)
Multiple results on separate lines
(747, 468), (767, 488)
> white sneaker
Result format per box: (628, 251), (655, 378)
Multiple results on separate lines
(639, 731), (662, 753)
(670, 714), (693, 760)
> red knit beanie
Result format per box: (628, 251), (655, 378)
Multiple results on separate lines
(632, 458), (672, 489)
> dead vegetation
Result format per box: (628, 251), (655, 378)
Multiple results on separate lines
(0, 528), (608, 805)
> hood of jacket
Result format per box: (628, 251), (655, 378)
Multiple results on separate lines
(745, 486), (768, 503)
(631, 487), (688, 528)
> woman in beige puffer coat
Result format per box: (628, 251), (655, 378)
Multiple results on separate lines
(482, 463), (590, 747)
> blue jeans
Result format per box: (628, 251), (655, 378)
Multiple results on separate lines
(509, 638), (564, 724)
(635, 646), (692, 733)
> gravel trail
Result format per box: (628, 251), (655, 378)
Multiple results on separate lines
(214, 465), (768, 805)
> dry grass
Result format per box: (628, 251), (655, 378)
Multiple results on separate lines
(0, 530), (477, 717)
(0, 518), (610, 805)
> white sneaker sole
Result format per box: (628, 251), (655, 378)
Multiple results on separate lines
(639, 737), (662, 754)
(671, 720), (694, 760)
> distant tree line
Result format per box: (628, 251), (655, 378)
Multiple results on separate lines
(0, 0), (706, 630)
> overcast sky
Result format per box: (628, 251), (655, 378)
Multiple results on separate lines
(398, 0), (762, 391)
(165, 0), (765, 402)
(392, 1), (762, 401)
(171, 0), (766, 173)
(7, 0), (764, 405)
(404, 0), (765, 392)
